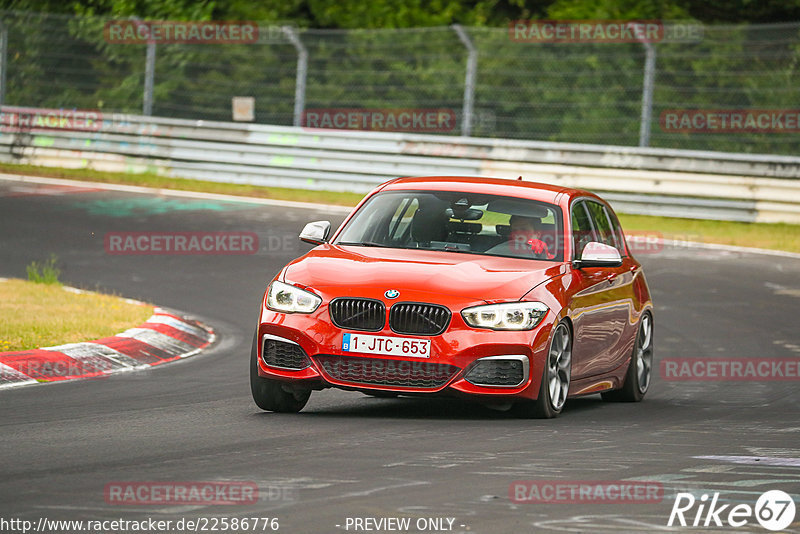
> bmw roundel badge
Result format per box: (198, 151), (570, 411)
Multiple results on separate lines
(384, 289), (400, 299)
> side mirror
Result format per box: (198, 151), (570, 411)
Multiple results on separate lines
(575, 241), (622, 268)
(299, 221), (331, 245)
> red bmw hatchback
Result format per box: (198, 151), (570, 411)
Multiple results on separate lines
(251, 176), (654, 418)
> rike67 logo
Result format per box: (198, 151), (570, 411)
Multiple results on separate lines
(668, 490), (796, 531)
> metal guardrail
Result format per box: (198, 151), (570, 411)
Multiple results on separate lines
(1, 111), (799, 223)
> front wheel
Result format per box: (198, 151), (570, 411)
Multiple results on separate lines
(602, 311), (653, 402)
(250, 331), (311, 413)
(516, 321), (572, 419)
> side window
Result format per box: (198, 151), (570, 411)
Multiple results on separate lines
(570, 201), (594, 258)
(585, 201), (622, 252)
(606, 207), (627, 256)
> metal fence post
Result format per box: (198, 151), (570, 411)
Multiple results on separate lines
(452, 24), (477, 137)
(0, 21), (8, 107)
(131, 17), (156, 116)
(639, 41), (656, 147)
(143, 40), (156, 116)
(282, 26), (307, 127)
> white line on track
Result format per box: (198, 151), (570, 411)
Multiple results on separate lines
(0, 172), (353, 214)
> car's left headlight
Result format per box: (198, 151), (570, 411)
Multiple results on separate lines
(461, 302), (548, 330)
(266, 280), (322, 314)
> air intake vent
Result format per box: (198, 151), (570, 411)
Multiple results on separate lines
(329, 298), (385, 331)
(262, 337), (311, 370)
(389, 303), (451, 335)
(314, 355), (459, 389)
(464, 356), (528, 387)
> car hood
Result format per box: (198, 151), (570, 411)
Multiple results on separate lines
(282, 244), (565, 303)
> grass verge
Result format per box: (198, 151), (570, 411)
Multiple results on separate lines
(618, 214), (800, 254)
(0, 279), (154, 352)
(1, 162), (799, 253)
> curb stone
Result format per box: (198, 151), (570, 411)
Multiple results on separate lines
(0, 307), (215, 389)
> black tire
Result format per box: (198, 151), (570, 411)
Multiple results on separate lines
(516, 321), (572, 419)
(250, 330), (311, 413)
(602, 311), (653, 403)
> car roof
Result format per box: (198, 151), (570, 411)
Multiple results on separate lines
(378, 176), (597, 205)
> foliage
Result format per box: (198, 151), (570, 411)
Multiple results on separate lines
(26, 254), (61, 285)
(2, 0), (800, 25)
(0, 1), (799, 153)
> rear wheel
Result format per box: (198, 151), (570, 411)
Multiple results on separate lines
(250, 330), (311, 413)
(602, 312), (653, 402)
(516, 321), (572, 419)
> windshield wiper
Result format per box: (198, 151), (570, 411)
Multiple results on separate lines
(431, 247), (481, 255)
(337, 241), (393, 248)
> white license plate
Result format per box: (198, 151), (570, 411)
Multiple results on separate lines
(342, 333), (430, 358)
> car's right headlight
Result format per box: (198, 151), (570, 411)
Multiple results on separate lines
(266, 281), (322, 314)
(461, 302), (548, 330)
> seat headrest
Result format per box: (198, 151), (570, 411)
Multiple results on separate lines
(411, 209), (448, 243)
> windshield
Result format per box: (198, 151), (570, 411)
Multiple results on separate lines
(335, 190), (564, 262)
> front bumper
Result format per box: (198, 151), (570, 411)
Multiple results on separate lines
(255, 303), (555, 401)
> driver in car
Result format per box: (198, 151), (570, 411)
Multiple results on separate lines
(487, 215), (554, 259)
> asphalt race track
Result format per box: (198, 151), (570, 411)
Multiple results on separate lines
(1, 178), (799, 533)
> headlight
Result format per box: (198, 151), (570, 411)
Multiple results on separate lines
(266, 281), (322, 314)
(461, 302), (548, 330)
